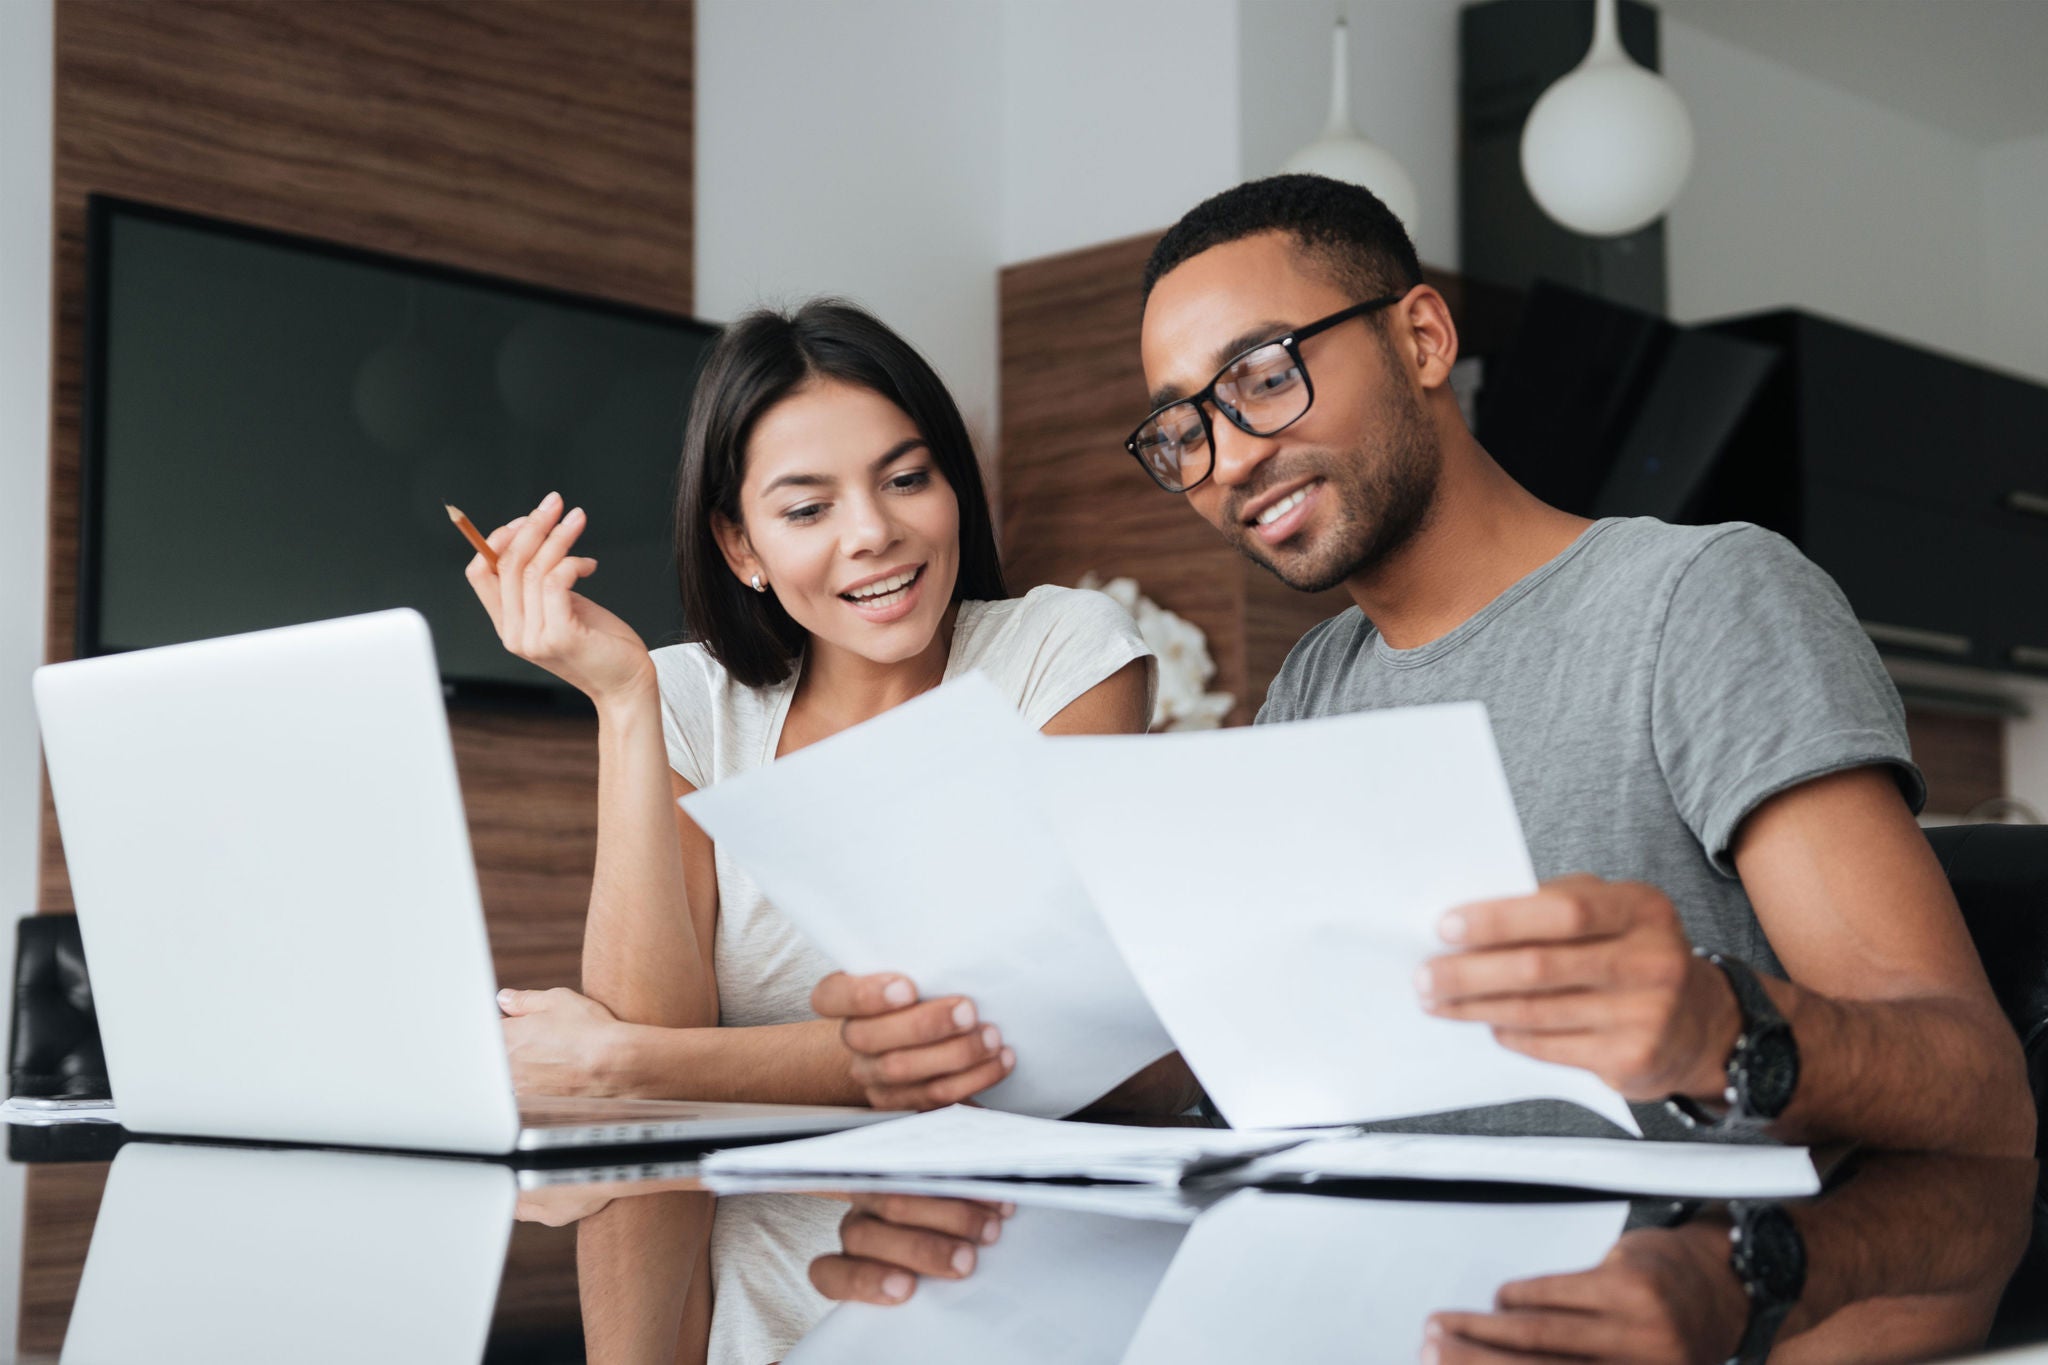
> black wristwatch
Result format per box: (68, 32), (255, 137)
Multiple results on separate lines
(1724, 1200), (1806, 1365)
(1667, 951), (1800, 1134)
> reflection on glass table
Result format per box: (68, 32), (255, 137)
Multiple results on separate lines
(16, 1137), (2043, 1365)
(60, 1142), (514, 1365)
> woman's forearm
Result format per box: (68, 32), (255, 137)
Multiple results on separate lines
(582, 682), (716, 1029)
(617, 1017), (869, 1106)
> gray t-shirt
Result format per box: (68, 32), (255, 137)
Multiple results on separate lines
(1257, 517), (1924, 1139)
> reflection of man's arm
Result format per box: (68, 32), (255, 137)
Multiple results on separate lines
(1774, 1153), (2034, 1362)
(577, 1190), (714, 1365)
(1429, 1152), (2034, 1363)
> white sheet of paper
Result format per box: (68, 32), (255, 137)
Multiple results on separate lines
(1123, 1189), (1630, 1365)
(680, 675), (1176, 1118)
(787, 1203), (1188, 1365)
(699, 1105), (1311, 1185)
(1036, 702), (1641, 1133)
(703, 1171), (1213, 1223)
(1224, 1131), (1819, 1198)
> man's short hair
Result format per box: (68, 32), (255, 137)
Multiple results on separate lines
(1141, 173), (1424, 308)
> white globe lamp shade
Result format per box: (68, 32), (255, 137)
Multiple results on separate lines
(1283, 137), (1422, 239)
(1519, 0), (1694, 237)
(1280, 18), (1421, 238)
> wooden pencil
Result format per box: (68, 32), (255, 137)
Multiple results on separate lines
(444, 503), (499, 570)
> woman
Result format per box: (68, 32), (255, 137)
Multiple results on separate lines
(464, 299), (1168, 1362)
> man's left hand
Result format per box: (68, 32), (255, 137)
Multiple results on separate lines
(1417, 875), (1741, 1102)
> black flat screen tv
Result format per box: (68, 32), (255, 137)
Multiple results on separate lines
(80, 196), (718, 706)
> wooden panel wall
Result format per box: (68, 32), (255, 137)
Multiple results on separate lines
(998, 237), (1513, 725)
(30, 1), (693, 1352)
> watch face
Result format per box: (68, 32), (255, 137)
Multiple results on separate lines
(1734, 1204), (1807, 1301)
(1740, 1026), (1800, 1119)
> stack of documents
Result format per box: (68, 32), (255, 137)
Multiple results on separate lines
(701, 1106), (1820, 1199)
(703, 1105), (1308, 1185)
(682, 675), (1818, 1195)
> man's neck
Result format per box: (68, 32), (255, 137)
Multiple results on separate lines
(1345, 434), (1593, 652)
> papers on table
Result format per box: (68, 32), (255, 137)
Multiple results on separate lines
(681, 675), (1175, 1118)
(1221, 1130), (1820, 1199)
(703, 1105), (1816, 1201)
(703, 1171), (1214, 1224)
(1121, 1190), (1630, 1365)
(787, 1202), (1190, 1365)
(1036, 702), (1641, 1134)
(699, 1105), (1310, 1186)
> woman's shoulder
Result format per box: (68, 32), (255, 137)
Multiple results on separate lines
(953, 585), (1154, 728)
(649, 641), (785, 726)
(956, 583), (1146, 654)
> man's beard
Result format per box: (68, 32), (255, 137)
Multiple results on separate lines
(1225, 385), (1442, 594)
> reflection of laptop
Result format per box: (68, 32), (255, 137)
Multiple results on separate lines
(34, 609), (894, 1155)
(64, 1142), (514, 1365)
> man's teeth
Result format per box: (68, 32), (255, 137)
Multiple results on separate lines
(1256, 486), (1312, 527)
(845, 569), (918, 602)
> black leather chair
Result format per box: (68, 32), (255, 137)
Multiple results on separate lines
(1925, 823), (2048, 1158)
(1926, 824), (2048, 1349)
(8, 913), (109, 1102)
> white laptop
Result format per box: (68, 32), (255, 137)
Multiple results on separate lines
(33, 608), (896, 1155)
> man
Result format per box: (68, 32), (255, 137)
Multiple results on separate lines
(807, 177), (2030, 1301)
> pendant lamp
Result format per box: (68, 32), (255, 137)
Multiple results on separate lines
(1519, 0), (1693, 237)
(1281, 16), (1421, 236)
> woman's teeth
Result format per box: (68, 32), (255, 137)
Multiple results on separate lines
(1256, 485), (1312, 527)
(843, 568), (919, 604)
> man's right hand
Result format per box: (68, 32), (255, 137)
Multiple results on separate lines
(809, 1193), (1013, 1305)
(810, 972), (1016, 1110)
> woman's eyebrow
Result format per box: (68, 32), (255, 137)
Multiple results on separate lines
(759, 469), (831, 496)
(870, 438), (929, 471)
(758, 439), (928, 497)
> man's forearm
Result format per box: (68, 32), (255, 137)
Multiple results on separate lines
(615, 1017), (869, 1107)
(1759, 981), (2034, 1156)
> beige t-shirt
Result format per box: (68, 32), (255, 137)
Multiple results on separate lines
(649, 584), (1155, 1365)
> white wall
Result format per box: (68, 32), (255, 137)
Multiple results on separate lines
(0, 0), (53, 1343)
(695, 0), (1003, 449)
(1236, 0), (1461, 271)
(1663, 19), (1992, 367)
(1981, 132), (2048, 385)
(1000, 0), (1241, 267)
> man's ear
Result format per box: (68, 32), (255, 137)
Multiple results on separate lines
(1394, 285), (1461, 392)
(710, 511), (761, 587)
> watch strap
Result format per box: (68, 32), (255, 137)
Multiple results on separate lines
(1666, 952), (1794, 1134)
(1723, 1200), (1806, 1365)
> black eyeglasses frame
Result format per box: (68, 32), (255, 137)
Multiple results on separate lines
(1123, 291), (1409, 494)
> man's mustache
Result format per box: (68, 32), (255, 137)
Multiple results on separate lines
(1220, 455), (1336, 527)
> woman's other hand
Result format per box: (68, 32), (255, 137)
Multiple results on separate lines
(811, 972), (1015, 1110)
(809, 1193), (1013, 1305)
(499, 985), (636, 1097)
(464, 491), (656, 708)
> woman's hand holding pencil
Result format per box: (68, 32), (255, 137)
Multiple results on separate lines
(458, 491), (657, 707)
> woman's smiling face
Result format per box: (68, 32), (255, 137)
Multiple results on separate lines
(717, 378), (962, 668)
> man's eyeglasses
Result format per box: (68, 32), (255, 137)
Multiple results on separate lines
(1124, 293), (1408, 494)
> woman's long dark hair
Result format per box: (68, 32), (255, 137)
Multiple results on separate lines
(673, 299), (1007, 687)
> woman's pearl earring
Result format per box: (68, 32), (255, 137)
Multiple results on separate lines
(750, 574), (765, 593)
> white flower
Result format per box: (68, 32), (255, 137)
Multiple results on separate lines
(1077, 574), (1236, 731)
